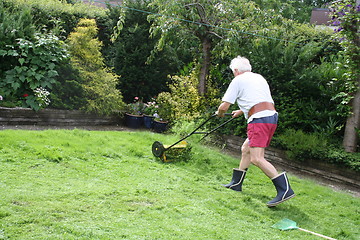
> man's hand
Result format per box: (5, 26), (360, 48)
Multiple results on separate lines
(215, 110), (225, 117)
(231, 110), (243, 118)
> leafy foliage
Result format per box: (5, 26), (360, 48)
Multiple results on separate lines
(67, 18), (125, 115)
(252, 0), (329, 23)
(274, 129), (360, 171)
(0, 33), (68, 111)
(156, 66), (220, 122)
(2, 0), (107, 38)
(0, 2), (35, 48)
(329, 0), (360, 110)
(0, 0), (110, 111)
(326, 148), (360, 171)
(148, 0), (268, 95)
(49, 60), (87, 110)
(105, 0), (187, 103)
(157, 71), (202, 121)
(274, 129), (329, 160)
(251, 39), (347, 134)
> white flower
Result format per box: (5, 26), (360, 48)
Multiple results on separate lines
(34, 87), (50, 107)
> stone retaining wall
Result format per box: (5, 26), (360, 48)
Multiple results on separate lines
(0, 107), (122, 126)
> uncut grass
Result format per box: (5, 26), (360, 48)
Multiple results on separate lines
(0, 130), (358, 239)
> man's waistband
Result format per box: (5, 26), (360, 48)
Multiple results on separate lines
(248, 102), (275, 118)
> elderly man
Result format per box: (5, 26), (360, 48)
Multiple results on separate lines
(217, 56), (295, 207)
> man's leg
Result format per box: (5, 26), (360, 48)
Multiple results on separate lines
(249, 147), (295, 206)
(239, 138), (251, 170)
(222, 139), (251, 191)
(249, 147), (278, 179)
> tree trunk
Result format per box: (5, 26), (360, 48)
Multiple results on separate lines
(198, 36), (211, 95)
(343, 9), (360, 153)
(343, 77), (360, 152)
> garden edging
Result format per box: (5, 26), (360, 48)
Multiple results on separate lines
(0, 107), (122, 126)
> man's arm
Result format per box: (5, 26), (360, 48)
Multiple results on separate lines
(216, 101), (231, 117)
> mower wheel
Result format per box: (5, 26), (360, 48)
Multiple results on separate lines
(152, 141), (165, 158)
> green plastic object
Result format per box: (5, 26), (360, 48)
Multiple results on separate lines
(272, 218), (299, 231)
(272, 218), (337, 240)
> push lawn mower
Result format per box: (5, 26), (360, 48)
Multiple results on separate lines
(152, 113), (235, 162)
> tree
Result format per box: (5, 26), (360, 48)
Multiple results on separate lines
(330, 0), (360, 152)
(148, 0), (266, 95)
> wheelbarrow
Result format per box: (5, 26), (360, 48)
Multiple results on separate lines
(152, 113), (235, 162)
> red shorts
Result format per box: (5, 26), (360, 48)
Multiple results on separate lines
(247, 114), (278, 148)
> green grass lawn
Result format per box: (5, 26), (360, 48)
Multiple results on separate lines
(0, 129), (359, 239)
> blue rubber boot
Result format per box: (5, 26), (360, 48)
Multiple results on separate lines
(267, 172), (295, 207)
(222, 168), (247, 192)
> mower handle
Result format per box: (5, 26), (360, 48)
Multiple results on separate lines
(212, 112), (233, 117)
(164, 113), (234, 150)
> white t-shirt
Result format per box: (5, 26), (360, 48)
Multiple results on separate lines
(222, 72), (276, 123)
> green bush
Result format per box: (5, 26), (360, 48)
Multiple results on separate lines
(252, 0), (322, 23)
(326, 148), (360, 172)
(2, 0), (107, 38)
(274, 129), (360, 172)
(0, 33), (68, 111)
(156, 63), (222, 122)
(0, 2), (34, 107)
(156, 67), (216, 121)
(0, 2), (35, 48)
(274, 129), (328, 161)
(157, 71), (202, 122)
(67, 18), (125, 115)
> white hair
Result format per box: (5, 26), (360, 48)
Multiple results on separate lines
(229, 56), (252, 72)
